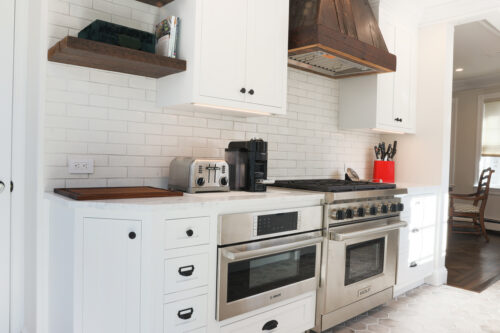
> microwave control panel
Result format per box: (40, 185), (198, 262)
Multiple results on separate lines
(253, 211), (301, 236)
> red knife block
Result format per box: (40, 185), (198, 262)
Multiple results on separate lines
(373, 160), (395, 183)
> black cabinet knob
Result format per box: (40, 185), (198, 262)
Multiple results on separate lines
(262, 320), (278, 331)
(178, 265), (195, 277)
(186, 229), (194, 237)
(410, 262), (418, 268)
(177, 308), (193, 320)
(128, 232), (136, 239)
(240, 88), (246, 94)
(248, 89), (255, 95)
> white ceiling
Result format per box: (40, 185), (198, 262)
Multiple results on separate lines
(454, 20), (500, 81)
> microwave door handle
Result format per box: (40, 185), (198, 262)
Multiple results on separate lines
(221, 236), (323, 261)
(331, 221), (408, 241)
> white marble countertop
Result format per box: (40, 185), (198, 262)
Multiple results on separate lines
(45, 187), (325, 211)
(396, 183), (442, 195)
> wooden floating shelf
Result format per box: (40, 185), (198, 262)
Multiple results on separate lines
(135, 0), (174, 7)
(48, 36), (186, 79)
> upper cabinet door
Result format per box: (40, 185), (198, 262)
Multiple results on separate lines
(245, 0), (288, 109)
(376, 13), (396, 127)
(199, 0), (248, 102)
(82, 218), (142, 333)
(393, 24), (412, 129)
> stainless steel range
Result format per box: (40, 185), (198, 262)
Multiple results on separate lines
(273, 179), (408, 332)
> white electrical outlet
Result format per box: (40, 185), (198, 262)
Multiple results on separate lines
(68, 158), (94, 174)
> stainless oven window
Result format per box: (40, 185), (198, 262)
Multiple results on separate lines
(345, 237), (385, 286)
(226, 245), (316, 303)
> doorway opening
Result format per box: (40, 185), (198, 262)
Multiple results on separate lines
(447, 20), (500, 292)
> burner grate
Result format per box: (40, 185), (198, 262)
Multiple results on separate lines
(272, 179), (396, 192)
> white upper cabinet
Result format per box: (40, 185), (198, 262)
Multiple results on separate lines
(339, 5), (417, 134)
(158, 0), (289, 116)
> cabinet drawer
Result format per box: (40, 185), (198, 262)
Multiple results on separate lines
(164, 217), (210, 250)
(164, 294), (207, 333)
(164, 253), (209, 294)
(220, 293), (315, 333)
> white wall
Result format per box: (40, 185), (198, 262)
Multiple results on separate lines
(44, 1), (381, 189)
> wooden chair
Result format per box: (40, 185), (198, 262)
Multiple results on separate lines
(449, 168), (495, 242)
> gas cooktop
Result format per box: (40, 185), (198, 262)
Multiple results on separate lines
(272, 179), (396, 192)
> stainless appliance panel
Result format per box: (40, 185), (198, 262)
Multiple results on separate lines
(218, 206), (323, 245)
(169, 157), (229, 193)
(216, 231), (322, 321)
(320, 287), (394, 331)
(324, 217), (403, 313)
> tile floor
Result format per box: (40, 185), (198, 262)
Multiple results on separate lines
(323, 281), (500, 333)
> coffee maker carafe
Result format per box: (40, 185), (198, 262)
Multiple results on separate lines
(225, 139), (268, 192)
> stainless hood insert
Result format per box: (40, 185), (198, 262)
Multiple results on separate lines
(288, 0), (397, 79)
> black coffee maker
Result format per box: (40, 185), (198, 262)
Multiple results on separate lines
(225, 139), (268, 192)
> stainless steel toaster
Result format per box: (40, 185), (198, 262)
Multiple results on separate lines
(169, 157), (230, 193)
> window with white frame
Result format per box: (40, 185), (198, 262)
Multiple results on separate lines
(479, 100), (500, 188)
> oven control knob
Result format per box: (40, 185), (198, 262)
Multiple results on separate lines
(381, 204), (389, 214)
(370, 206), (378, 215)
(345, 208), (354, 219)
(357, 207), (366, 217)
(196, 177), (205, 186)
(398, 203), (405, 212)
(390, 203), (398, 212)
(334, 209), (346, 220)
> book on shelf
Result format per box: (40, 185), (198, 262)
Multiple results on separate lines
(155, 16), (180, 58)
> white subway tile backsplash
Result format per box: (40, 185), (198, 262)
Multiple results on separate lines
(109, 155), (145, 167)
(90, 70), (129, 86)
(88, 143), (126, 155)
(44, 0), (380, 190)
(93, 0), (132, 18)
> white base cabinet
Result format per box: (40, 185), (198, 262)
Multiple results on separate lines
(220, 292), (316, 333)
(82, 218), (142, 333)
(157, 0), (289, 116)
(396, 192), (439, 296)
(48, 195), (319, 333)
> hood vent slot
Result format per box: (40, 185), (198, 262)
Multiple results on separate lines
(288, 0), (396, 79)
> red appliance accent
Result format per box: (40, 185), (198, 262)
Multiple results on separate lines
(373, 161), (395, 183)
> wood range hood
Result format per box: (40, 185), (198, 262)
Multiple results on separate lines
(288, 0), (396, 79)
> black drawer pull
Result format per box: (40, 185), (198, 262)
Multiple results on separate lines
(178, 265), (195, 277)
(262, 319), (278, 331)
(128, 232), (136, 239)
(186, 229), (194, 237)
(177, 307), (194, 320)
(410, 261), (418, 268)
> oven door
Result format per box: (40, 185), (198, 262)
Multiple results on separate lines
(217, 231), (323, 321)
(325, 218), (407, 312)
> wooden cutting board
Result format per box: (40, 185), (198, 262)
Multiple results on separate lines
(54, 186), (183, 201)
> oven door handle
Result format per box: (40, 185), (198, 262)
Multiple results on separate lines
(331, 221), (408, 241)
(221, 236), (324, 261)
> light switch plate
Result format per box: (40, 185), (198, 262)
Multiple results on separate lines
(68, 158), (94, 174)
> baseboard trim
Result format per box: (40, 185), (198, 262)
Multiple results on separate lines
(425, 267), (448, 286)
